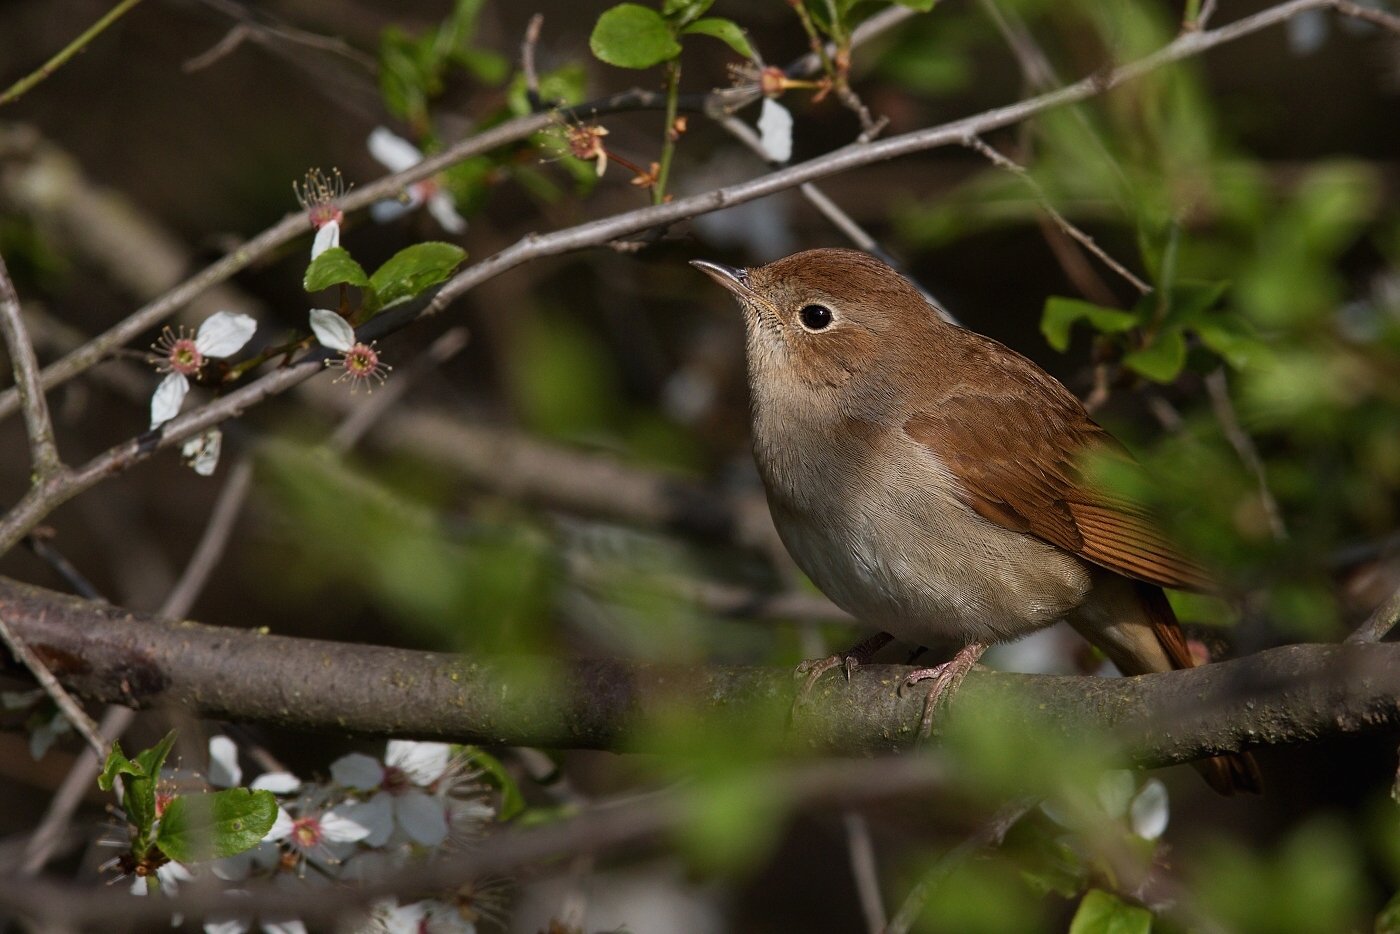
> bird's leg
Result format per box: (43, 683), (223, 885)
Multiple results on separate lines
(899, 641), (988, 740)
(792, 631), (894, 710)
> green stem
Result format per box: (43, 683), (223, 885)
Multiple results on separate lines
(0, 0), (147, 106)
(652, 60), (681, 206)
(789, 1), (837, 82)
(222, 336), (314, 382)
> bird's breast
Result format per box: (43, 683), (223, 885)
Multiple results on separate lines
(754, 425), (1092, 645)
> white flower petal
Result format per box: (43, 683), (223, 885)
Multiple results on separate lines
(320, 805), (373, 844)
(208, 736), (242, 788)
(211, 851), (252, 882)
(29, 723), (57, 761)
(346, 791), (395, 848)
(370, 198), (414, 224)
(260, 920), (307, 934)
(205, 920), (251, 934)
(447, 797), (495, 831)
(150, 372), (189, 429)
(426, 192), (466, 234)
(330, 752), (385, 790)
(1130, 777), (1170, 840)
(195, 311), (258, 358)
(132, 875), (149, 896)
(394, 790), (448, 847)
(1096, 770), (1136, 819)
(309, 308), (356, 353)
(369, 127), (424, 173)
(181, 428), (223, 476)
(386, 741), (451, 786)
(250, 771), (301, 795)
(156, 861), (193, 896)
(758, 98), (793, 163)
(425, 902), (475, 934)
(311, 219), (340, 260)
(372, 899), (428, 934)
(264, 806), (294, 842)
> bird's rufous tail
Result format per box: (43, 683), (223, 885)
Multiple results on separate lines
(1133, 582), (1263, 796)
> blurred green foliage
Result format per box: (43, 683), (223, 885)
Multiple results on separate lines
(1195, 817), (1374, 934)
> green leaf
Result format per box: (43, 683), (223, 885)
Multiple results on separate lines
(1069, 889), (1152, 934)
(590, 4), (682, 69)
(1041, 297), (1139, 352)
(461, 747), (524, 820)
(126, 731), (178, 837)
(896, 0), (938, 9)
(368, 242), (467, 311)
(304, 247), (370, 293)
(1123, 328), (1187, 383)
(453, 47), (508, 84)
(681, 18), (753, 58)
(662, 0), (714, 23)
(99, 741), (143, 792)
(155, 789), (278, 863)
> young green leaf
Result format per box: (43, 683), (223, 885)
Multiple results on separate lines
(304, 247), (371, 293)
(461, 746), (524, 820)
(125, 731), (179, 838)
(662, 0), (714, 21)
(98, 741), (144, 791)
(1041, 297), (1139, 352)
(680, 18), (753, 59)
(1123, 327), (1187, 383)
(590, 4), (682, 69)
(1377, 890), (1400, 934)
(1069, 889), (1152, 934)
(895, 0), (938, 9)
(155, 788), (279, 863)
(368, 242), (467, 310)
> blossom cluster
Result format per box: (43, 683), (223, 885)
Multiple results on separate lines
(118, 737), (500, 934)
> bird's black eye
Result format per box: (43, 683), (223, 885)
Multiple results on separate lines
(799, 304), (833, 330)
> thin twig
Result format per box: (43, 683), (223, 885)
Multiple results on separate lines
(1205, 368), (1286, 541)
(521, 14), (544, 109)
(1196, 0), (1221, 29)
(843, 811), (886, 934)
(1333, 0), (1400, 33)
(0, 0), (1363, 558)
(883, 798), (1035, 934)
(710, 112), (957, 323)
(0, 255), (63, 480)
(182, 24), (254, 73)
(0, 0), (147, 106)
(963, 134), (1152, 295)
(1344, 582), (1400, 644)
(24, 534), (104, 602)
(0, 614), (104, 759)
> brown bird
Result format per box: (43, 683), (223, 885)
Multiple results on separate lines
(692, 248), (1261, 796)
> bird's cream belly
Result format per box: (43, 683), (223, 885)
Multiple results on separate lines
(769, 485), (1093, 647)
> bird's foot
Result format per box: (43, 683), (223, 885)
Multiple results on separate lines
(792, 631), (894, 713)
(899, 641), (988, 740)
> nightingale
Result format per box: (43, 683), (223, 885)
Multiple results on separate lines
(692, 248), (1261, 796)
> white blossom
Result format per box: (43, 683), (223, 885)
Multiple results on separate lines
(328, 741), (455, 848)
(311, 220), (340, 260)
(182, 428), (223, 476)
(209, 736), (243, 788)
(1129, 778), (1170, 840)
(149, 312), (257, 430)
(367, 127), (466, 234)
(758, 98), (793, 163)
(309, 309), (356, 353)
(1096, 770), (1136, 820)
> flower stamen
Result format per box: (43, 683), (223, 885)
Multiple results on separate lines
(153, 327), (205, 376)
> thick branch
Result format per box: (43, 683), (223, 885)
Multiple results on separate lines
(0, 577), (1396, 766)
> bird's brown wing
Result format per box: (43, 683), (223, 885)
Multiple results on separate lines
(904, 383), (1213, 594)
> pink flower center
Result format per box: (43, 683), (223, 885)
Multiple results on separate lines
(310, 205), (343, 229)
(166, 338), (203, 375)
(155, 792), (175, 818)
(290, 816), (323, 851)
(343, 344), (380, 378)
(382, 765), (410, 794)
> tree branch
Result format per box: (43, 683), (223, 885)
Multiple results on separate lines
(0, 577), (1396, 766)
(0, 254), (62, 480)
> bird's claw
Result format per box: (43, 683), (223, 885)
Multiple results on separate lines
(792, 652), (861, 714)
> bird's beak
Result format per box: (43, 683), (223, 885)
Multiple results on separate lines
(690, 259), (754, 299)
